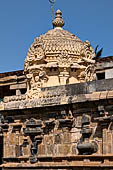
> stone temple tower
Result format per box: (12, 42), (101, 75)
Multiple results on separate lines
(24, 9), (96, 99)
(1, 9), (113, 170)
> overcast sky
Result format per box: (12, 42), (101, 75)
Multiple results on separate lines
(0, 0), (113, 73)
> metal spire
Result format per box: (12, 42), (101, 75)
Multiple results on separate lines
(48, 0), (56, 22)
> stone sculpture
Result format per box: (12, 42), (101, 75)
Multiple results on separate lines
(24, 9), (96, 99)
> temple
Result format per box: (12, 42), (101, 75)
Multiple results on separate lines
(0, 9), (113, 170)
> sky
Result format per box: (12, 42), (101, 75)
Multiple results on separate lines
(0, 0), (113, 73)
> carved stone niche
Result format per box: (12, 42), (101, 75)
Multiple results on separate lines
(77, 114), (98, 155)
(23, 118), (43, 163)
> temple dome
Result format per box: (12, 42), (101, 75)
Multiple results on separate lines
(40, 8), (83, 58)
(38, 28), (84, 59)
(24, 9), (96, 99)
(25, 9), (95, 67)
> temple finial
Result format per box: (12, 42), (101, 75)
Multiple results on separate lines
(52, 9), (64, 28)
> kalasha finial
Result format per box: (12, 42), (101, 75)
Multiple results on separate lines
(52, 9), (64, 28)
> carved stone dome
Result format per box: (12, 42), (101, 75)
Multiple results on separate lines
(24, 9), (96, 99)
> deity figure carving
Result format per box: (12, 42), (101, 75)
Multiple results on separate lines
(24, 38), (48, 99)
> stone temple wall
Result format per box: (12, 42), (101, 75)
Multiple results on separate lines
(0, 79), (113, 169)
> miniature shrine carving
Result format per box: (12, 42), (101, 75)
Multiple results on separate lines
(24, 9), (96, 99)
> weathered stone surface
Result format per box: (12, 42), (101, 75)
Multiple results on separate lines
(63, 133), (71, 144)
(58, 144), (70, 155)
(72, 144), (77, 154)
(9, 133), (16, 145)
(38, 144), (46, 155)
(46, 144), (54, 155)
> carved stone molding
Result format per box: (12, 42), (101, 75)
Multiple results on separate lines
(59, 119), (73, 129)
